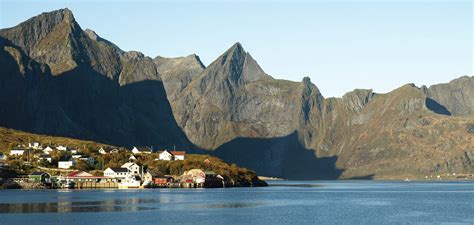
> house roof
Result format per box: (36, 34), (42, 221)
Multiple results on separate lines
(158, 150), (186, 156)
(66, 171), (93, 177)
(147, 169), (165, 177)
(121, 162), (137, 168)
(99, 147), (114, 153)
(58, 156), (72, 161)
(66, 171), (110, 179)
(170, 151), (186, 156)
(108, 167), (129, 173)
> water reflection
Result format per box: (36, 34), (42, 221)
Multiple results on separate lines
(190, 202), (263, 209)
(0, 198), (160, 213)
(269, 183), (323, 188)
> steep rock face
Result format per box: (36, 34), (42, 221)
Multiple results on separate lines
(427, 76), (474, 116)
(166, 43), (324, 150)
(0, 9), (191, 149)
(1, 9), (85, 76)
(342, 89), (376, 113)
(159, 41), (473, 179)
(154, 54), (205, 103)
(119, 51), (160, 85)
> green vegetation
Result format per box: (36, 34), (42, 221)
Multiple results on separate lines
(0, 127), (114, 154)
(145, 154), (264, 186)
(0, 127), (266, 186)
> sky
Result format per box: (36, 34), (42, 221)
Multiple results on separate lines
(1, 0), (472, 97)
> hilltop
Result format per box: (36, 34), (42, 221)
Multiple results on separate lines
(0, 127), (113, 152)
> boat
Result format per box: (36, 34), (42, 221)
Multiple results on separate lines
(60, 180), (75, 189)
(404, 178), (411, 182)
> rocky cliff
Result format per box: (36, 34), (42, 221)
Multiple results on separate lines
(426, 76), (474, 116)
(155, 41), (473, 179)
(0, 9), (191, 149)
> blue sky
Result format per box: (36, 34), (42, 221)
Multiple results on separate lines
(1, 0), (472, 97)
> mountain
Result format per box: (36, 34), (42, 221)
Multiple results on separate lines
(157, 43), (319, 150)
(426, 76), (474, 116)
(159, 44), (474, 179)
(1, 9), (473, 179)
(0, 9), (191, 149)
(154, 54), (205, 104)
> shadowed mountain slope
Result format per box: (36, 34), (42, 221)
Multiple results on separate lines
(0, 9), (191, 149)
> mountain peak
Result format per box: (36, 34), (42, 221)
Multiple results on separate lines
(0, 8), (79, 52)
(302, 77), (312, 85)
(33, 8), (76, 26)
(220, 42), (246, 65)
(228, 42), (244, 52)
(53, 8), (74, 20)
(207, 42), (268, 83)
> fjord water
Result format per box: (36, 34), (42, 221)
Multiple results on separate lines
(1, 181), (473, 225)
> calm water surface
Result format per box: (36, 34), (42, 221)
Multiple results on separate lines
(0, 181), (473, 224)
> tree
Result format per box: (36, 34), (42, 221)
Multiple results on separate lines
(75, 160), (91, 171)
(9, 159), (23, 171)
(38, 159), (50, 167)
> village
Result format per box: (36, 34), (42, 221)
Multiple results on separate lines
(0, 141), (255, 189)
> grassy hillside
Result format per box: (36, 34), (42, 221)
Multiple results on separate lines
(0, 127), (265, 186)
(0, 127), (114, 152)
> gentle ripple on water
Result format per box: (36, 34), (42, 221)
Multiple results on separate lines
(0, 181), (473, 225)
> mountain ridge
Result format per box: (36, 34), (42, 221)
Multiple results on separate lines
(1, 8), (473, 179)
(0, 9), (192, 151)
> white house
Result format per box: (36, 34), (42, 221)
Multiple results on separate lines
(56, 145), (67, 151)
(43, 146), (54, 155)
(10, 148), (26, 156)
(129, 154), (137, 161)
(173, 151), (186, 160)
(98, 147), (107, 155)
(121, 162), (141, 176)
(131, 147), (139, 154)
(103, 167), (130, 181)
(72, 154), (82, 159)
(157, 150), (186, 161)
(158, 150), (173, 161)
(58, 156), (75, 169)
(28, 142), (42, 150)
(131, 147), (152, 154)
(0, 153), (7, 161)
